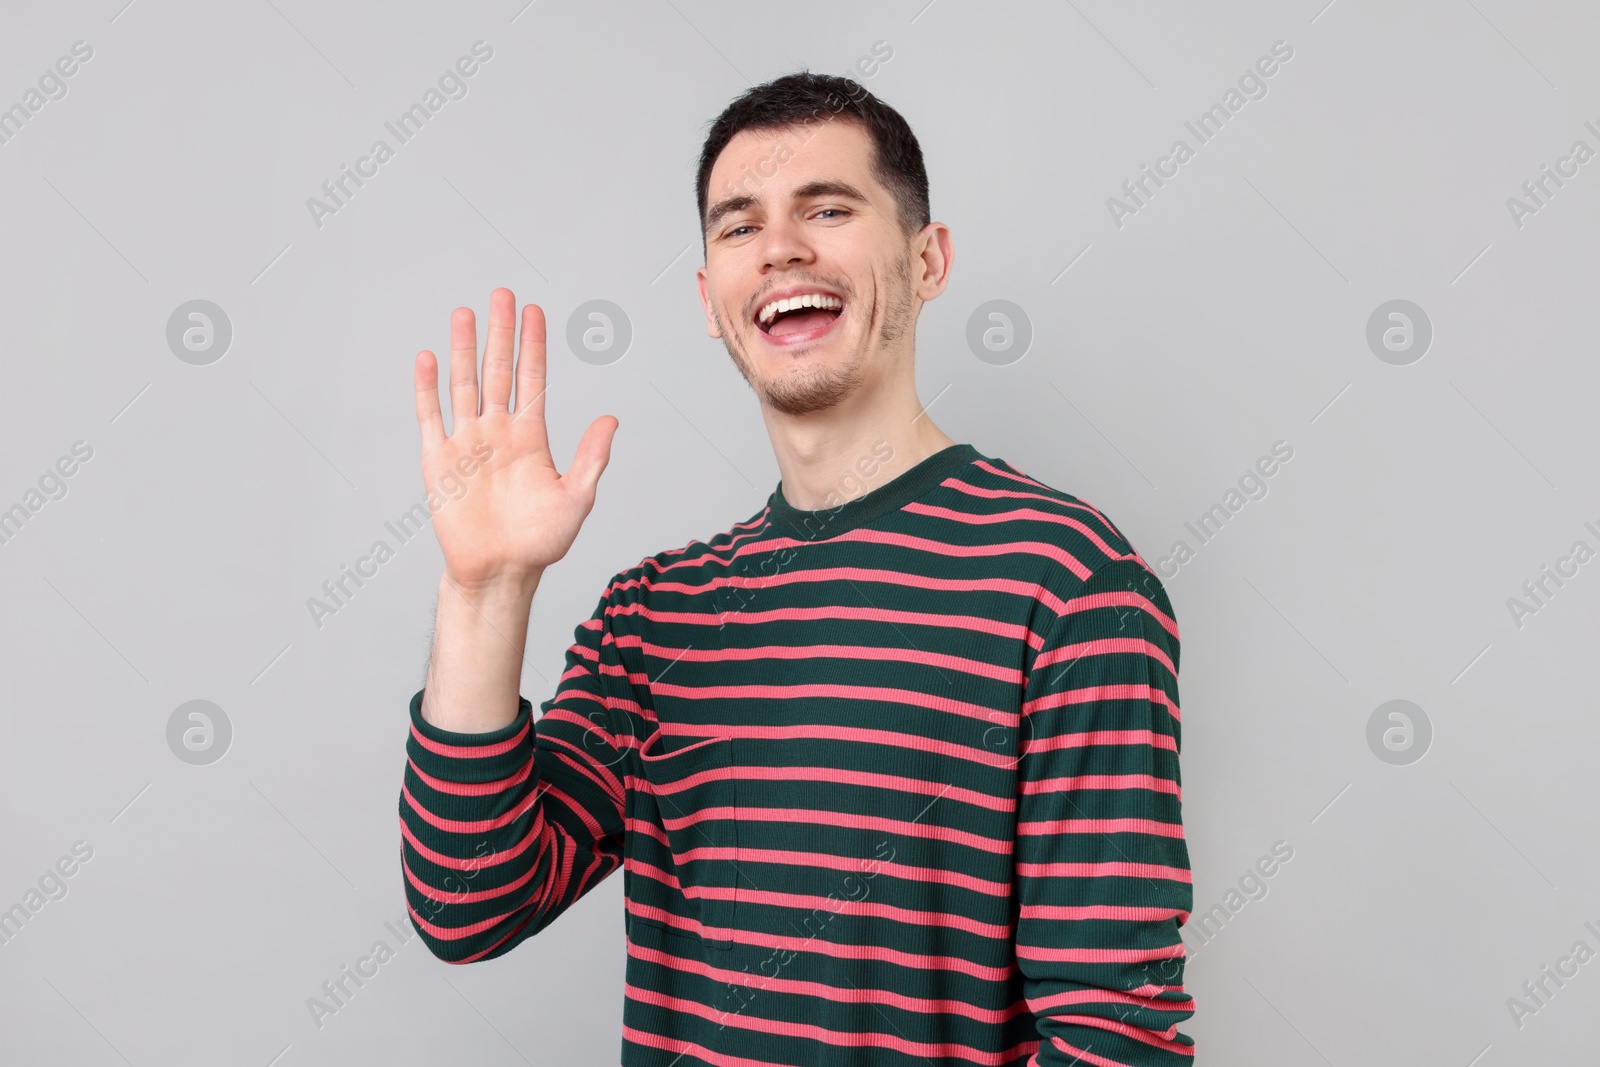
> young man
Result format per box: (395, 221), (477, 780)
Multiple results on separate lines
(401, 73), (1195, 1065)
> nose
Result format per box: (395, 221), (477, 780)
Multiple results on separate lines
(756, 212), (815, 272)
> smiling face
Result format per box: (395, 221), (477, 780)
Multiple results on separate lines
(696, 119), (945, 418)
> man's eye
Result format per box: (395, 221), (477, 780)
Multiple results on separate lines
(814, 208), (846, 220)
(726, 225), (756, 238)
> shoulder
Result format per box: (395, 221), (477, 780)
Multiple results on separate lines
(604, 504), (774, 605)
(964, 452), (1176, 641)
(958, 452), (1154, 576)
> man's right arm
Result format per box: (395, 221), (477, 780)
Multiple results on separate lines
(401, 575), (632, 963)
(398, 288), (624, 960)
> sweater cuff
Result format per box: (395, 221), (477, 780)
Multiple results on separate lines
(405, 688), (534, 784)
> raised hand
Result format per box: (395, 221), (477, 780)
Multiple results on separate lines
(414, 288), (619, 595)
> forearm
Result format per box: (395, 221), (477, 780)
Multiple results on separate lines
(420, 569), (543, 733)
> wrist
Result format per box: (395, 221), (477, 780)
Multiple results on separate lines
(440, 566), (544, 607)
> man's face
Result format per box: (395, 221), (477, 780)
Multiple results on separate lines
(696, 120), (933, 418)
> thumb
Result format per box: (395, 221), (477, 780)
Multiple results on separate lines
(565, 415), (619, 502)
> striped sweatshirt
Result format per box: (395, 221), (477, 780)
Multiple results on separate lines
(399, 442), (1195, 1066)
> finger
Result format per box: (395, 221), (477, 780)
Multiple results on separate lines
(448, 305), (480, 431)
(414, 350), (446, 447)
(564, 415), (620, 506)
(481, 287), (516, 414)
(512, 303), (552, 453)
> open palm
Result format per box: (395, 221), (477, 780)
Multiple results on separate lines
(414, 288), (618, 593)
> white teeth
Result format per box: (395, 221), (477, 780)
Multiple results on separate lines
(757, 292), (843, 327)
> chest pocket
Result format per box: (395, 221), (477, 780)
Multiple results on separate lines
(633, 732), (739, 950)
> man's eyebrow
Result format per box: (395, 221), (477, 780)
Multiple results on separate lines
(703, 180), (872, 233)
(705, 194), (757, 233)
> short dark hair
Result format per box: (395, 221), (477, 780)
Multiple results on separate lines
(696, 71), (930, 247)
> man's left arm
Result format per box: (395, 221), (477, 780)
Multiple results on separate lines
(1014, 558), (1196, 1066)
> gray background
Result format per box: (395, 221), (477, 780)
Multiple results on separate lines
(1, 0), (1595, 1063)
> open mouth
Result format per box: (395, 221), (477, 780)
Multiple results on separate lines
(754, 291), (844, 345)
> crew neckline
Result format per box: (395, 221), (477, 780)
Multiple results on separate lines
(765, 443), (981, 542)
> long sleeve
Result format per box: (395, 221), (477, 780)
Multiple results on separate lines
(1014, 558), (1196, 1065)
(398, 580), (635, 963)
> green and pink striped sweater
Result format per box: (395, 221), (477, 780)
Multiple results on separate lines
(399, 442), (1195, 1065)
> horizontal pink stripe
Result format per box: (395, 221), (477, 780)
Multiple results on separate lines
(835, 526), (1094, 583)
(1059, 590), (1179, 639)
(622, 1026), (833, 1067)
(405, 891), (526, 943)
(679, 845), (1010, 896)
(401, 779), (540, 834)
(627, 634), (1025, 685)
(624, 855), (680, 891)
(730, 887), (1009, 938)
(406, 754), (530, 797)
(625, 983), (1037, 1065)
(638, 565), (1047, 610)
(1028, 986), (1194, 1015)
(1034, 636), (1175, 679)
(1024, 728), (1177, 755)
(400, 804), (545, 871)
(1020, 773), (1180, 797)
(910, 500), (1156, 579)
(949, 469), (1121, 538)
(1060, 1013), (1196, 1055)
(624, 817), (670, 850)
(656, 721), (1020, 769)
(615, 598), (1037, 646)
(540, 732), (625, 806)
(897, 507), (1105, 581)
(734, 764), (1014, 812)
(1019, 904), (1188, 922)
(1024, 683), (1181, 723)
(627, 942), (1032, 1024)
(1016, 943), (1184, 964)
(660, 804), (1012, 855)
(1017, 817), (1185, 838)
(650, 679), (1013, 726)
(402, 850), (537, 906)
(1017, 861), (1191, 884)
(624, 901), (1014, 979)
(409, 717), (528, 759)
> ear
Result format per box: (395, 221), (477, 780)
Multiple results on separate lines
(911, 221), (954, 302)
(696, 266), (722, 338)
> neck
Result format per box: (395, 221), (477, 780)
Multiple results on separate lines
(761, 363), (957, 511)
